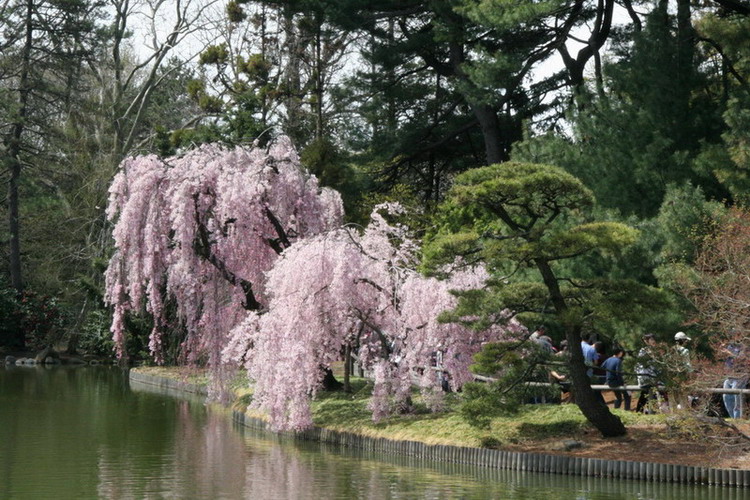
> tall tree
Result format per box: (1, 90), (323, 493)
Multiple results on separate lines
(193, 0), (354, 148)
(514, 1), (732, 217)
(0, 0), (102, 300)
(424, 162), (666, 437)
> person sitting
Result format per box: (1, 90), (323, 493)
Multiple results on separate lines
(602, 348), (631, 410)
(530, 326), (554, 354)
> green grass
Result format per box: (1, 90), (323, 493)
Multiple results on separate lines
(132, 367), (665, 448)
(307, 377), (666, 447)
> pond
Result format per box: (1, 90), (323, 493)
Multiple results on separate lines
(0, 366), (743, 499)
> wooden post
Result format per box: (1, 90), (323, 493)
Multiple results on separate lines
(343, 344), (351, 393)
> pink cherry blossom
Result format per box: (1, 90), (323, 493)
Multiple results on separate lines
(227, 204), (524, 430)
(105, 138), (343, 371)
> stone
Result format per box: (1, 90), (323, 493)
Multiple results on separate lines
(562, 440), (585, 451)
(35, 347), (59, 363)
(15, 358), (26, 365)
(548, 440), (586, 452)
(24, 358), (37, 365)
(5, 356), (15, 365)
(44, 356), (61, 365)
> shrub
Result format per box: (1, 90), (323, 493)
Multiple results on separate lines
(0, 284), (67, 351)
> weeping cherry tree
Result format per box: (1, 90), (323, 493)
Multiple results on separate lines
(104, 138), (344, 380)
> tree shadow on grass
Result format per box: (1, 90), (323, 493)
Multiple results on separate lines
(516, 420), (585, 440)
(313, 397), (372, 427)
(315, 378), (371, 401)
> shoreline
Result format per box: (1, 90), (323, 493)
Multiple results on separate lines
(128, 367), (750, 488)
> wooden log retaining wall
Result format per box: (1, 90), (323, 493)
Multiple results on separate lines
(232, 412), (749, 487)
(129, 370), (749, 488)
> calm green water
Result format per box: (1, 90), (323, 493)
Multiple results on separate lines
(0, 366), (745, 499)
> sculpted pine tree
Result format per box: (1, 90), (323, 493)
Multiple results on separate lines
(104, 138), (344, 371)
(424, 162), (665, 438)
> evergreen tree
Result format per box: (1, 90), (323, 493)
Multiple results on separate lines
(0, 0), (103, 348)
(424, 162), (668, 437)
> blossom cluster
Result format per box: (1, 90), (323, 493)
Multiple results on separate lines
(105, 138), (343, 366)
(225, 204), (524, 430)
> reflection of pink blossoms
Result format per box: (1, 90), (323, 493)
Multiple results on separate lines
(104, 138), (343, 369)
(226, 204), (524, 431)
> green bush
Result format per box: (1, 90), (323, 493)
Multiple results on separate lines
(0, 284), (67, 351)
(77, 309), (115, 357)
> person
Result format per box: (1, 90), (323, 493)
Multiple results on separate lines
(581, 335), (597, 377)
(672, 331), (695, 409)
(635, 334), (660, 413)
(540, 335), (556, 353)
(550, 340), (573, 403)
(722, 342), (747, 419)
(592, 341), (606, 384)
(602, 348), (631, 410)
(530, 326), (554, 354)
(527, 326), (556, 403)
(674, 332), (692, 372)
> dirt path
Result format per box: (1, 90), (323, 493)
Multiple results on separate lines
(512, 394), (750, 470)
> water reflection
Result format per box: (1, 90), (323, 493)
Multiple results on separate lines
(0, 366), (746, 500)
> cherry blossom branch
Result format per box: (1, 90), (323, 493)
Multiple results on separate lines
(264, 206), (291, 254)
(192, 195), (262, 311)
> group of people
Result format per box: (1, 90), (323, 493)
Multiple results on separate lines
(528, 328), (744, 415)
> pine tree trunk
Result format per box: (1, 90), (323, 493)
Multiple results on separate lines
(675, 0), (694, 144)
(566, 329), (627, 437)
(7, 0), (33, 297)
(471, 104), (506, 165)
(536, 258), (626, 437)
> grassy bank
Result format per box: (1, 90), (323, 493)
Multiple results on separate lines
(132, 366), (665, 449)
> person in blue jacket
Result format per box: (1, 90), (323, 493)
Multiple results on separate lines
(602, 348), (631, 410)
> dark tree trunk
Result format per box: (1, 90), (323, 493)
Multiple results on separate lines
(313, 14), (324, 140)
(535, 258), (626, 437)
(471, 103), (507, 165)
(675, 0), (694, 137)
(8, 158), (22, 292)
(7, 0), (33, 296)
(321, 367), (343, 391)
(343, 344), (351, 393)
(2, 0), (33, 351)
